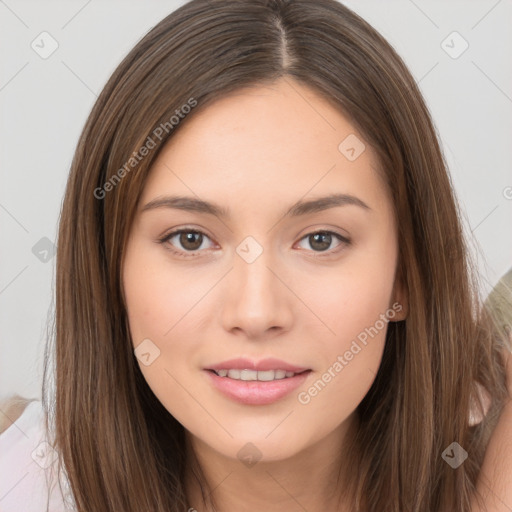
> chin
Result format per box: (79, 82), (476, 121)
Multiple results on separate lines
(192, 427), (311, 465)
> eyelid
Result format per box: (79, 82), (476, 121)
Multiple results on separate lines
(158, 227), (351, 258)
(158, 226), (216, 256)
(293, 231), (350, 257)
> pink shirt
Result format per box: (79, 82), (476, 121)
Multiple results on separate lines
(0, 400), (75, 511)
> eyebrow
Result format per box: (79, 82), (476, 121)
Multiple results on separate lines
(141, 193), (371, 219)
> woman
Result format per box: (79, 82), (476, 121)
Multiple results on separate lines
(1, 1), (510, 510)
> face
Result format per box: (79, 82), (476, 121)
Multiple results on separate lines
(122, 77), (407, 464)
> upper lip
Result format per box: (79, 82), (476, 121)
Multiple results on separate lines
(205, 358), (310, 373)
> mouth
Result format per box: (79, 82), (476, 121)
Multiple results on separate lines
(207, 368), (309, 381)
(203, 358), (312, 405)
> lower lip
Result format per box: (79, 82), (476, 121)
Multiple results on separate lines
(204, 370), (311, 405)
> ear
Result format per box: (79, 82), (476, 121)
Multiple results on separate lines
(389, 264), (408, 321)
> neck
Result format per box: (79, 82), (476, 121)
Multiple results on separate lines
(184, 412), (359, 512)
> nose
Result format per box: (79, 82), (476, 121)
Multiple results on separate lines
(220, 243), (294, 340)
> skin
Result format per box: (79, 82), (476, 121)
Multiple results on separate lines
(121, 76), (408, 512)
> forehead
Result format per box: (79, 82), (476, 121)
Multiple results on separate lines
(139, 78), (390, 217)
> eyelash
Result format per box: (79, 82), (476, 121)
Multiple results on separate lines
(157, 227), (351, 259)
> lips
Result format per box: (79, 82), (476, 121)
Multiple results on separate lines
(204, 357), (312, 405)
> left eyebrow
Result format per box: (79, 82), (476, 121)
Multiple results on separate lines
(284, 193), (371, 217)
(140, 192), (371, 220)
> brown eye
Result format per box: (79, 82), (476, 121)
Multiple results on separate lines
(159, 229), (214, 255)
(296, 230), (350, 254)
(309, 232), (332, 251)
(178, 231), (203, 251)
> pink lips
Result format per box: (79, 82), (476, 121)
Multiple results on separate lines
(204, 357), (311, 405)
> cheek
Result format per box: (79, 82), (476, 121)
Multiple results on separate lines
(295, 240), (397, 408)
(122, 240), (223, 413)
(122, 242), (205, 418)
(123, 242), (206, 347)
(304, 248), (397, 353)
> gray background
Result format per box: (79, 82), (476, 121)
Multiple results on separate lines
(1, 0), (511, 402)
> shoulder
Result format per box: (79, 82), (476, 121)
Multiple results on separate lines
(0, 395), (75, 512)
(0, 394), (35, 433)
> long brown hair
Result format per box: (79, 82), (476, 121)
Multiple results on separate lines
(42, 0), (509, 510)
